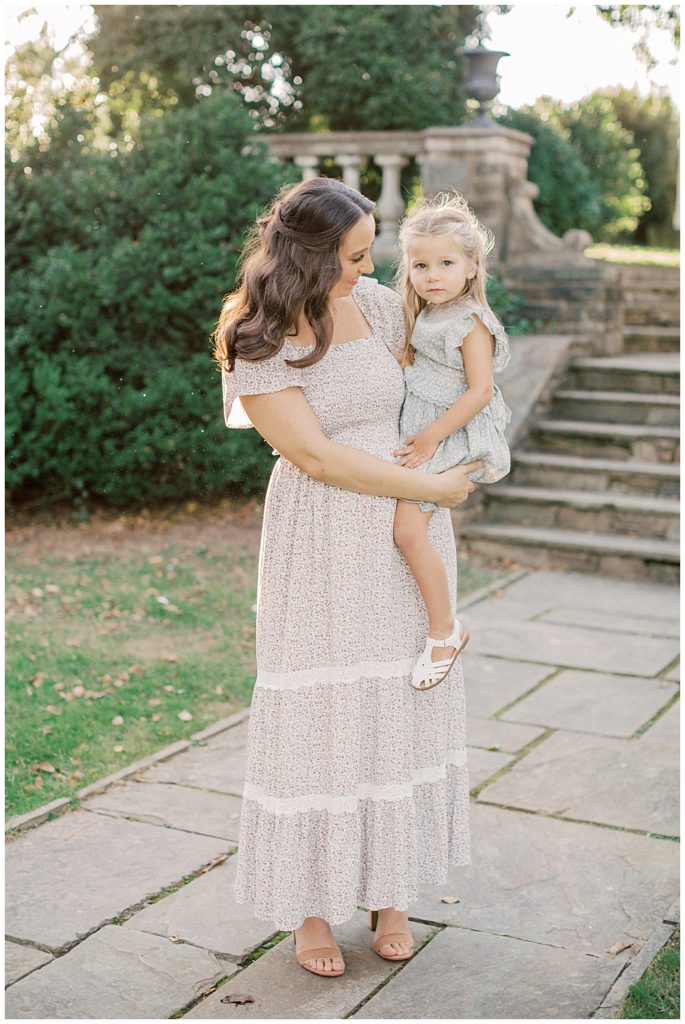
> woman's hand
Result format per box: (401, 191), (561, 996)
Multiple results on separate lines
(433, 461), (484, 508)
(393, 427), (441, 468)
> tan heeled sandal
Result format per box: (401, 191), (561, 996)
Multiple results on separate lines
(368, 909), (415, 961)
(291, 929), (345, 977)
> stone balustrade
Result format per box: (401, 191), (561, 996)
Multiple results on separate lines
(261, 124), (624, 352)
(267, 131), (423, 263)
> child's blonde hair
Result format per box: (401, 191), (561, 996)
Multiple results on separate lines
(395, 190), (500, 367)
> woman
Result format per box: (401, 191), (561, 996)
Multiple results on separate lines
(214, 177), (481, 978)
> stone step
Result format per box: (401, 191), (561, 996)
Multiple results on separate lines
(510, 451), (680, 497)
(550, 389), (680, 426)
(622, 286), (679, 301)
(568, 355), (680, 395)
(532, 419), (680, 463)
(480, 485), (679, 541)
(459, 523), (680, 583)
(624, 304), (680, 328)
(622, 326), (680, 354)
(618, 265), (680, 285)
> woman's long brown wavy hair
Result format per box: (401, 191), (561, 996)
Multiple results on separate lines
(212, 178), (375, 373)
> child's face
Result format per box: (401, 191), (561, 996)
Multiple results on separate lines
(407, 235), (476, 305)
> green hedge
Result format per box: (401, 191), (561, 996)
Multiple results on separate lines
(6, 93), (291, 507)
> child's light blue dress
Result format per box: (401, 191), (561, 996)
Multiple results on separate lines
(399, 294), (512, 513)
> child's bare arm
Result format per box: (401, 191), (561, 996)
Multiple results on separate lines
(420, 316), (495, 444)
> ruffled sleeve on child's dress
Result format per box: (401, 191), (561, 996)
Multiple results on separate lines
(221, 352), (304, 429)
(444, 302), (511, 374)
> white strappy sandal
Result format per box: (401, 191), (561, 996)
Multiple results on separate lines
(410, 616), (470, 691)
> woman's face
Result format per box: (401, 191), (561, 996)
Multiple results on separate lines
(329, 213), (376, 299)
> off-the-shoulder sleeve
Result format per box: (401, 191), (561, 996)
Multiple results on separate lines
(445, 304), (511, 374)
(353, 276), (406, 361)
(221, 352), (304, 429)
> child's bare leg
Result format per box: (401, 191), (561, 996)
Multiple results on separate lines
(393, 500), (456, 660)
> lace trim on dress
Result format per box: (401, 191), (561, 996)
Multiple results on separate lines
(242, 750), (468, 814)
(255, 656), (417, 690)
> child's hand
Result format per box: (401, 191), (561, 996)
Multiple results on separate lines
(393, 428), (441, 468)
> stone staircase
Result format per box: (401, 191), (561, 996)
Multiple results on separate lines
(459, 265), (680, 583)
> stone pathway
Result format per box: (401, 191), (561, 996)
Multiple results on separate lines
(5, 569), (679, 1019)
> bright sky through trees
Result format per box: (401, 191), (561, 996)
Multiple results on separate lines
(5, 2), (680, 109)
(486, 3), (679, 109)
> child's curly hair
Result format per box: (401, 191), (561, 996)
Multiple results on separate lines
(394, 190), (500, 367)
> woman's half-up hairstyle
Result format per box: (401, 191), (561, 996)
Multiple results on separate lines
(395, 191), (499, 367)
(213, 177), (375, 372)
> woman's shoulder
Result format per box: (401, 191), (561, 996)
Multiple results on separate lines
(354, 276), (406, 359)
(354, 275), (403, 313)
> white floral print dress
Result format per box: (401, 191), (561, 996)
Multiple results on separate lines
(221, 275), (471, 931)
(400, 295), (512, 513)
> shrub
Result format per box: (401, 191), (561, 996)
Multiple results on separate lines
(6, 92), (291, 507)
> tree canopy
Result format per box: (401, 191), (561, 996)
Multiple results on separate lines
(90, 4), (480, 131)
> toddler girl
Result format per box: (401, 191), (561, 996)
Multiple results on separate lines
(392, 191), (512, 691)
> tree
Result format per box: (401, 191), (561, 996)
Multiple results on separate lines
(90, 5), (481, 131)
(495, 108), (603, 238)
(598, 86), (679, 245)
(591, 5), (680, 68)
(530, 93), (649, 240)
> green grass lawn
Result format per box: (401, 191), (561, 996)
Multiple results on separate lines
(586, 243), (680, 268)
(6, 500), (504, 820)
(621, 926), (680, 1019)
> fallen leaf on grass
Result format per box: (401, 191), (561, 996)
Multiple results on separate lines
(163, 685), (175, 693)
(151, 713), (161, 722)
(29, 672), (47, 688)
(30, 762), (56, 773)
(45, 583), (61, 593)
(178, 710), (193, 721)
(111, 715), (124, 725)
(608, 939), (634, 955)
(113, 744), (124, 753)
(31, 587), (44, 598)
(440, 896), (461, 904)
(46, 705), (62, 715)
(158, 654), (178, 662)
(148, 698), (162, 707)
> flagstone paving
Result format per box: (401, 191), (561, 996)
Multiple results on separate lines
(5, 570), (679, 1019)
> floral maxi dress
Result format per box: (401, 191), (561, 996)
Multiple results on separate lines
(221, 276), (471, 931)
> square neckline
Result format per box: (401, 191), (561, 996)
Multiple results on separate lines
(282, 289), (374, 351)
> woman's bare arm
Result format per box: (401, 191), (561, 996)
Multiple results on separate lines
(238, 386), (482, 507)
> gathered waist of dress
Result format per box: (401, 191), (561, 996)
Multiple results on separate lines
(404, 363), (467, 407)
